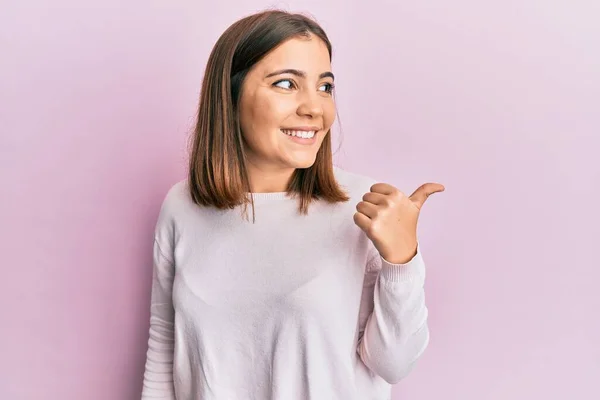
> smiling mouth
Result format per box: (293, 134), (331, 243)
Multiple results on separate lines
(280, 129), (317, 139)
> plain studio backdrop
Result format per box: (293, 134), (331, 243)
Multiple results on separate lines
(1, 0), (598, 399)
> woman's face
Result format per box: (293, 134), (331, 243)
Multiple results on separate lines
(238, 34), (336, 175)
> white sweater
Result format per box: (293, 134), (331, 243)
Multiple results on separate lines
(141, 166), (430, 400)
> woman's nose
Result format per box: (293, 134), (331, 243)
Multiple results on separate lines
(296, 91), (324, 118)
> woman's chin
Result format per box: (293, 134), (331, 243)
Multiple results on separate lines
(285, 155), (318, 170)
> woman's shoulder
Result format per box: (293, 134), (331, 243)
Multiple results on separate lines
(156, 178), (189, 216)
(153, 178), (192, 239)
(333, 165), (379, 199)
(162, 178), (189, 206)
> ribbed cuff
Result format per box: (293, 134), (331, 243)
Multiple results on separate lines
(380, 242), (425, 283)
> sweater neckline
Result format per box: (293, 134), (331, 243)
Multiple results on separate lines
(245, 191), (291, 200)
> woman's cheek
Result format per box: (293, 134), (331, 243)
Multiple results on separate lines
(323, 101), (336, 127)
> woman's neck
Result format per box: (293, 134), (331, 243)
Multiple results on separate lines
(246, 163), (296, 193)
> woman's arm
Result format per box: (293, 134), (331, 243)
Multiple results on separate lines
(356, 241), (430, 384)
(141, 237), (176, 399)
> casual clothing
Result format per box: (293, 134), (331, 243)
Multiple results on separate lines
(141, 166), (429, 400)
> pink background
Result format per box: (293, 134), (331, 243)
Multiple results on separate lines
(1, 1), (598, 399)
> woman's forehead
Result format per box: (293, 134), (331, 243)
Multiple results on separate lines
(256, 37), (331, 74)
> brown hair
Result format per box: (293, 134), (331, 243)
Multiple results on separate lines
(187, 9), (349, 221)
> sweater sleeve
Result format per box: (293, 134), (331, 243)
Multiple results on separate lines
(141, 237), (177, 399)
(356, 241), (430, 384)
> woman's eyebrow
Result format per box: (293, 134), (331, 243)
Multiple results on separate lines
(264, 69), (335, 81)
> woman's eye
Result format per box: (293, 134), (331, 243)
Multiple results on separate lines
(274, 79), (294, 90)
(273, 79), (334, 94)
(319, 82), (335, 94)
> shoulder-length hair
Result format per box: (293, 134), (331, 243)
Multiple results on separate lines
(187, 9), (349, 221)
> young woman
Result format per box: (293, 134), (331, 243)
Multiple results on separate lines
(141, 9), (444, 400)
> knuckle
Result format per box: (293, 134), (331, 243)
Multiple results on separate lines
(369, 220), (380, 233)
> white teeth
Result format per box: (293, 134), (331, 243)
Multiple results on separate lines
(281, 129), (316, 138)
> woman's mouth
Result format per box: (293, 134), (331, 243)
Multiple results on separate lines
(281, 129), (318, 145)
(281, 129), (316, 138)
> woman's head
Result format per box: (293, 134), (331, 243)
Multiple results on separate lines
(238, 32), (335, 173)
(188, 10), (349, 218)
